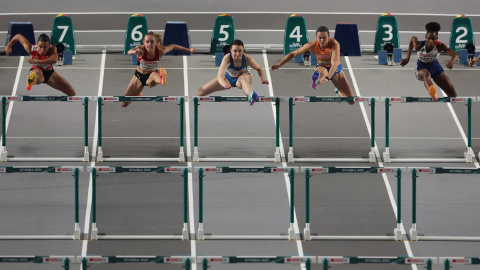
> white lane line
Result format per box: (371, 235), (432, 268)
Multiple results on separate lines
(183, 55), (197, 270)
(1, 11), (479, 16)
(0, 56), (23, 149)
(81, 50), (106, 261)
(263, 50), (306, 269)
(345, 56), (417, 270)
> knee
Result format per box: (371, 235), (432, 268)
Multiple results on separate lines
(197, 87), (205, 96)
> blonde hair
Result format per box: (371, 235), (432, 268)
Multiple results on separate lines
(145, 31), (163, 46)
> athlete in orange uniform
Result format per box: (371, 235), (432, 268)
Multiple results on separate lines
(4, 33), (76, 95)
(123, 31), (196, 107)
(271, 26), (354, 104)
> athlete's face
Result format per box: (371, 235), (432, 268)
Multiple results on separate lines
(144, 35), (156, 51)
(231, 45), (244, 60)
(37, 41), (50, 56)
(316, 31), (329, 47)
(425, 32), (438, 48)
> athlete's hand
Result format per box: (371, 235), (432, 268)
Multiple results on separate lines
(469, 60), (478, 67)
(135, 47), (145, 56)
(318, 77), (329, 84)
(4, 45), (12, 55)
(270, 64), (280, 70)
(445, 61), (454, 70)
(262, 79), (269, 84)
(27, 58), (37, 64)
(400, 58), (409, 67)
(189, 48), (196, 53)
(224, 83), (232, 89)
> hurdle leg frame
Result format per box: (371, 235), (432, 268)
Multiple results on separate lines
(74, 168), (81, 240)
(368, 98), (376, 162)
(83, 97), (90, 162)
(182, 168), (189, 240)
(1, 97), (7, 161)
(288, 168), (295, 240)
(193, 98), (199, 162)
(393, 168), (402, 241)
(410, 169), (418, 240)
(464, 98), (474, 162)
(96, 97), (104, 162)
(383, 98), (391, 162)
(90, 168), (98, 240)
(303, 168), (311, 240)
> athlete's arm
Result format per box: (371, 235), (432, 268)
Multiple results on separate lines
(4, 34), (32, 55)
(245, 54), (269, 84)
(439, 42), (458, 70)
(319, 39), (340, 83)
(401, 36), (419, 67)
(162, 44), (196, 54)
(217, 54), (231, 89)
(271, 41), (315, 70)
(27, 46), (58, 65)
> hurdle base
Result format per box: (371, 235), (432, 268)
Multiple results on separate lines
(394, 227), (402, 241)
(95, 235), (184, 240)
(179, 147), (185, 162)
(74, 223), (81, 240)
(90, 223), (98, 240)
(288, 148), (294, 162)
(83, 147), (89, 162)
(308, 235), (396, 240)
(0, 148), (7, 162)
(274, 147), (281, 163)
(288, 223), (295, 240)
(369, 149), (376, 163)
(383, 151), (391, 163)
(0, 235), (76, 240)
(197, 223), (204, 240)
(193, 147), (199, 162)
(464, 150), (474, 163)
(182, 223), (189, 240)
(410, 226), (418, 241)
(304, 224), (311, 240)
(97, 147), (104, 162)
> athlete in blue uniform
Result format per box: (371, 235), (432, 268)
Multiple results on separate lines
(197, 40), (269, 105)
(401, 22), (458, 101)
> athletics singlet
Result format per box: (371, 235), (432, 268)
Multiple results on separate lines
(31, 44), (53, 70)
(312, 38), (334, 65)
(137, 46), (160, 71)
(417, 40), (441, 63)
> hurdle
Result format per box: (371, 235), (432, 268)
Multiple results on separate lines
(0, 166), (82, 240)
(409, 167), (480, 241)
(1, 96), (90, 162)
(301, 166), (404, 241)
(318, 256), (436, 269)
(81, 256), (192, 269)
(288, 96), (378, 163)
(196, 166), (299, 240)
(440, 257), (480, 269)
(382, 97), (477, 163)
(90, 166), (189, 240)
(192, 96), (281, 162)
(95, 96), (185, 162)
(198, 256), (316, 270)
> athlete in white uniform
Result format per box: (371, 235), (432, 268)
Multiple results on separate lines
(401, 22), (458, 101)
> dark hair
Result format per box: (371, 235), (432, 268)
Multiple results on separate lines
(316, 26), (330, 35)
(231, 39), (244, 47)
(222, 44), (231, 55)
(425, 22), (441, 35)
(37, 34), (50, 43)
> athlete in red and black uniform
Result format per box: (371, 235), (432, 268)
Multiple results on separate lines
(4, 33), (76, 95)
(123, 31), (196, 107)
(401, 22), (458, 101)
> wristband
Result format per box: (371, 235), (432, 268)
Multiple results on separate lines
(325, 76), (330, 81)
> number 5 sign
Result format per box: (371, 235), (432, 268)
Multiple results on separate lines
(210, 14), (236, 54)
(449, 15), (475, 53)
(124, 14), (149, 54)
(51, 14), (76, 54)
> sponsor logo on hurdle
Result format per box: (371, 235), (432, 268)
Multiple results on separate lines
(294, 97), (308, 102)
(285, 258), (301, 263)
(389, 97), (404, 102)
(209, 257), (226, 263)
(205, 167), (222, 172)
(163, 97), (180, 102)
(310, 167), (328, 173)
(259, 97), (273, 102)
(165, 167), (182, 173)
(55, 167), (73, 172)
(406, 258), (432, 264)
(417, 168), (434, 173)
(18, 168), (45, 172)
(102, 96), (119, 101)
(43, 257), (64, 263)
(329, 257), (349, 263)
(354, 97), (369, 102)
(7, 96), (22, 101)
(198, 97), (214, 102)
(271, 168), (287, 173)
(88, 257), (108, 263)
(165, 257), (185, 263)
(449, 97), (470, 102)
(68, 96), (86, 102)
(97, 167), (115, 173)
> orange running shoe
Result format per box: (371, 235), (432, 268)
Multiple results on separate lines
(428, 85), (437, 102)
(26, 72), (36, 91)
(159, 68), (167, 86)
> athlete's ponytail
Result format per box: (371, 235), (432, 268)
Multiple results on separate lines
(425, 22), (441, 35)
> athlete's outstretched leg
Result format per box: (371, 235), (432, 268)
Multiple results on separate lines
(45, 72), (76, 96)
(122, 76), (144, 107)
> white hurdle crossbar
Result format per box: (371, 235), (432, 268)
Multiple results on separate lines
(301, 166), (405, 241)
(382, 96), (477, 163)
(95, 96), (185, 162)
(1, 96), (90, 162)
(287, 96), (378, 163)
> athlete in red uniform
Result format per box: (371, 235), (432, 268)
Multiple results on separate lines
(4, 33), (76, 95)
(123, 31), (196, 107)
(271, 26), (354, 104)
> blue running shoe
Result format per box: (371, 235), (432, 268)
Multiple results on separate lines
(248, 91), (259, 106)
(335, 88), (339, 97)
(311, 70), (319, 89)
